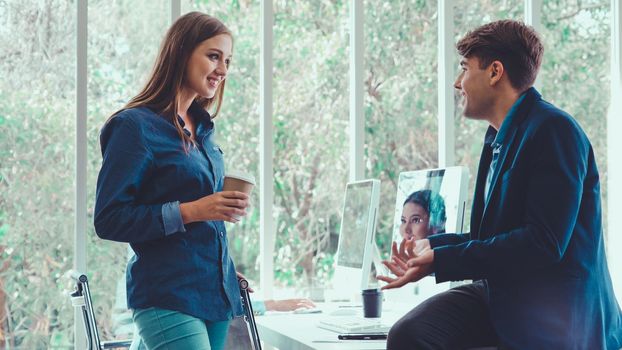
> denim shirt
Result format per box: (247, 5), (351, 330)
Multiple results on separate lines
(94, 103), (243, 321)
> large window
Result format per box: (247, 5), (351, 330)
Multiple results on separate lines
(272, 1), (350, 293)
(539, 0), (611, 235)
(0, 1), (76, 348)
(364, 0), (439, 255)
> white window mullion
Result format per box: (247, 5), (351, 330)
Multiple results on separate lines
(524, 0), (543, 34)
(74, 0), (88, 349)
(171, 0), (180, 22)
(524, 0), (543, 90)
(438, 0), (455, 167)
(608, 0), (622, 300)
(349, 0), (364, 181)
(259, 0), (275, 299)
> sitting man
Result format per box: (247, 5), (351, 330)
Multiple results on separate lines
(378, 19), (622, 350)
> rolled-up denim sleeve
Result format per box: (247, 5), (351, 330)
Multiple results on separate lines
(162, 201), (186, 236)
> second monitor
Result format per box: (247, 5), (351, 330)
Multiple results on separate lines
(392, 166), (469, 243)
(332, 179), (380, 299)
(386, 166), (469, 301)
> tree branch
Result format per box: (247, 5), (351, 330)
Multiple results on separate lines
(555, 2), (608, 22)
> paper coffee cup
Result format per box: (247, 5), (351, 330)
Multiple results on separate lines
(223, 170), (256, 195)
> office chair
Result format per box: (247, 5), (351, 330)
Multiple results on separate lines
(234, 278), (262, 350)
(69, 271), (262, 350)
(69, 271), (132, 349)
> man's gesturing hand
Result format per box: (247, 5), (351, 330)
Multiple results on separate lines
(376, 238), (434, 290)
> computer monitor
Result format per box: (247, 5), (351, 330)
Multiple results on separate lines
(392, 166), (469, 242)
(387, 166), (469, 299)
(332, 179), (380, 298)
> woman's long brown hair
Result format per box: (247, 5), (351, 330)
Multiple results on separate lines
(108, 12), (232, 150)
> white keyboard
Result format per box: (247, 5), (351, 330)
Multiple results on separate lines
(318, 316), (391, 334)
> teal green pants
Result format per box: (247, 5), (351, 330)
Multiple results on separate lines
(133, 307), (230, 350)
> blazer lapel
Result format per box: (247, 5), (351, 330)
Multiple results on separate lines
(472, 127), (496, 240)
(481, 125), (519, 215)
(478, 89), (540, 239)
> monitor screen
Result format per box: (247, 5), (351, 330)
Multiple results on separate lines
(336, 181), (374, 269)
(391, 166), (468, 243)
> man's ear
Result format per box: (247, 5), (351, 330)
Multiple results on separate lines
(489, 60), (504, 85)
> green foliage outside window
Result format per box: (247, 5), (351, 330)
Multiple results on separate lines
(0, 1), (76, 348)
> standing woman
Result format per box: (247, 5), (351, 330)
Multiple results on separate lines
(94, 12), (249, 350)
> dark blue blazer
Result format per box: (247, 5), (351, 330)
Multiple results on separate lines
(429, 88), (622, 349)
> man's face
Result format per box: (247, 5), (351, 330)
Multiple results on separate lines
(454, 56), (494, 120)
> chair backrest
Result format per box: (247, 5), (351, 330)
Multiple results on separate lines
(70, 272), (260, 350)
(238, 278), (262, 350)
(225, 278), (262, 350)
(69, 271), (132, 350)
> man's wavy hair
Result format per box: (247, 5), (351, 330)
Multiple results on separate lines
(457, 19), (543, 92)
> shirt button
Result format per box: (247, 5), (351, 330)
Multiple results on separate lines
(219, 231), (224, 238)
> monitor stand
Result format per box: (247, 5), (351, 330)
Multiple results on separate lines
(372, 243), (390, 280)
(328, 243), (388, 303)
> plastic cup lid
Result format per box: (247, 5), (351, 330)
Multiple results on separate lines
(225, 170), (256, 186)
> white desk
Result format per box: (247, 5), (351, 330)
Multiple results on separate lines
(255, 301), (423, 350)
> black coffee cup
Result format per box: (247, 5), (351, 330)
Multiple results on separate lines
(361, 288), (383, 318)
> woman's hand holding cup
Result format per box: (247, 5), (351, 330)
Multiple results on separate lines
(181, 191), (249, 224)
(180, 170), (255, 224)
